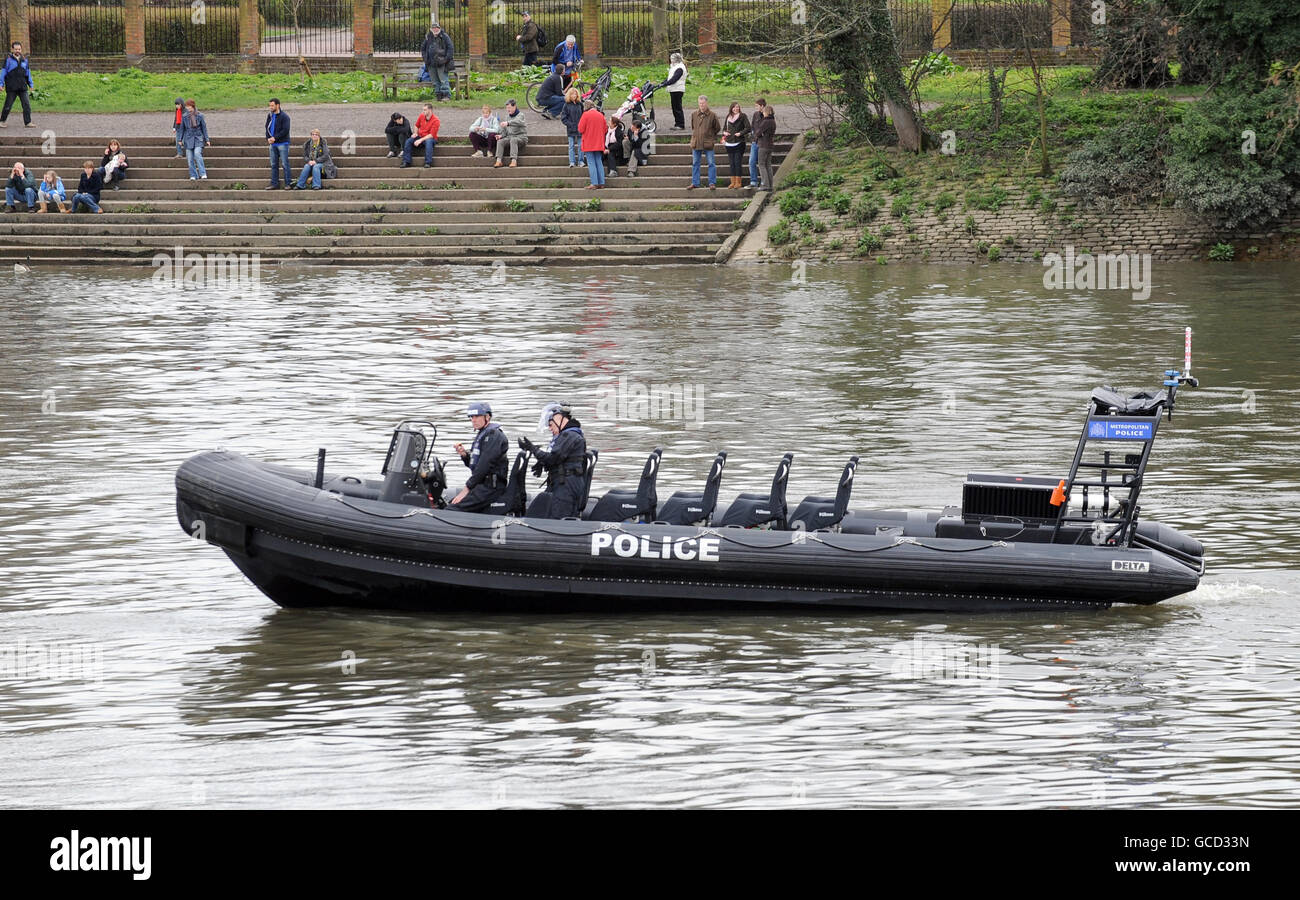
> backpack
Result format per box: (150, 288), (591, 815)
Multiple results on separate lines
(535, 25), (547, 48)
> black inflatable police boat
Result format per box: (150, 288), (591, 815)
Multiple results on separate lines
(175, 372), (1205, 613)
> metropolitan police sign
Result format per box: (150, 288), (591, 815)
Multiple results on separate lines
(1088, 419), (1155, 440)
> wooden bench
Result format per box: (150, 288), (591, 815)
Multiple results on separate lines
(382, 58), (470, 101)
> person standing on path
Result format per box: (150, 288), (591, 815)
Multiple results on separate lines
(516, 12), (541, 68)
(421, 23), (454, 102)
(1, 42), (34, 128)
(664, 52), (687, 131)
(265, 98), (292, 190)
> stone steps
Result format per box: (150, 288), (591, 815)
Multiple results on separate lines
(0, 133), (794, 267)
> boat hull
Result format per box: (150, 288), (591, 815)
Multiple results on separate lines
(176, 451), (1203, 613)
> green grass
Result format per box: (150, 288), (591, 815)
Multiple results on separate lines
(29, 63), (807, 114)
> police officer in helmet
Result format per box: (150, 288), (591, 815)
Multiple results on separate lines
(518, 401), (587, 518)
(448, 401), (509, 512)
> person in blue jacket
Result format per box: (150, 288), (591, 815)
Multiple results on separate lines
(552, 35), (583, 83)
(517, 402), (587, 518)
(265, 98), (293, 189)
(1, 42), (34, 128)
(448, 401), (509, 512)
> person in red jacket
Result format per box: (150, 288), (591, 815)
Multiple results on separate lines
(576, 101), (607, 189)
(400, 103), (440, 168)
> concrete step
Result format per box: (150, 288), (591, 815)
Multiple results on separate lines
(0, 220), (735, 236)
(66, 189), (753, 203)
(0, 209), (739, 225)
(3, 232), (730, 249)
(1, 247), (718, 264)
(10, 199), (747, 213)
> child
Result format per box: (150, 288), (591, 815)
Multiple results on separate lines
(101, 139), (128, 190)
(36, 169), (67, 213)
(71, 161), (104, 213)
(172, 97), (184, 157)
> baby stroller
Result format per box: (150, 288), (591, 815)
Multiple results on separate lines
(611, 81), (660, 137)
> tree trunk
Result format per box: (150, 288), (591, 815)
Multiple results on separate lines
(862, 0), (927, 151)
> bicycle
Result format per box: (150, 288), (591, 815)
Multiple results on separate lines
(525, 61), (613, 117)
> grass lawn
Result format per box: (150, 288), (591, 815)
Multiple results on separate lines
(28, 64), (806, 113)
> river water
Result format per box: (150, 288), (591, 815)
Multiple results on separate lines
(1, 261), (1297, 808)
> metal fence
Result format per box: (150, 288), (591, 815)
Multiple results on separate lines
(949, 0), (1051, 51)
(28, 0), (127, 57)
(261, 0), (355, 56)
(143, 0), (242, 55)
(374, 0), (470, 55)
(486, 1), (583, 61)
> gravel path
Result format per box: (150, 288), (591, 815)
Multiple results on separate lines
(25, 100), (821, 139)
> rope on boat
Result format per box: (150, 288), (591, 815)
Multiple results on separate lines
(328, 494), (1018, 555)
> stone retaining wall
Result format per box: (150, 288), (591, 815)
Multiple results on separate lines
(738, 180), (1300, 265)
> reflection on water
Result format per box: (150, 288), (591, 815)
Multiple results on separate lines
(1, 261), (1298, 807)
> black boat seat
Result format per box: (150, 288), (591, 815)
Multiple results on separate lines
(1090, 385), (1167, 416)
(524, 449), (598, 519)
(789, 455), (859, 531)
(486, 451), (530, 517)
(586, 448), (662, 522)
(655, 451), (727, 526)
(717, 452), (793, 529)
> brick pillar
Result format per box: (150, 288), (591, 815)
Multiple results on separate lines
(697, 0), (716, 59)
(238, 0), (260, 73)
(467, 0), (486, 66)
(353, 0), (372, 63)
(7, 0), (30, 52)
(932, 0), (953, 50)
(124, 0), (144, 62)
(1052, 0), (1072, 49)
(582, 0), (600, 65)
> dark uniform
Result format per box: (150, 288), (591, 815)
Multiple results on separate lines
(530, 419), (586, 518)
(451, 422), (508, 512)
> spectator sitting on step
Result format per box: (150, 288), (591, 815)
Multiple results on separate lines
(178, 99), (210, 181)
(36, 169), (67, 213)
(385, 112), (412, 158)
(536, 66), (565, 120)
(4, 161), (35, 212)
(71, 161), (104, 213)
(100, 139), (128, 191)
(293, 129), (338, 190)
(624, 120), (650, 177)
(604, 116), (626, 178)
(493, 100), (528, 168)
(560, 87), (582, 167)
(400, 103), (440, 168)
(468, 104), (500, 158)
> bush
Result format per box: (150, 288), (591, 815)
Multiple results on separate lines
(1164, 80), (1300, 228)
(933, 191), (956, 213)
(855, 231), (883, 256)
(966, 186), (1008, 211)
(1207, 242), (1236, 261)
(767, 219), (793, 246)
(777, 187), (814, 216)
(850, 193), (881, 223)
(1059, 102), (1176, 206)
